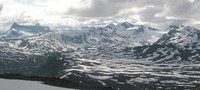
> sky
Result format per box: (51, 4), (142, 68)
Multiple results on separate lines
(0, 0), (200, 31)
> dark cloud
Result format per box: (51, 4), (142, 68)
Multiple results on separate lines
(65, 0), (200, 29)
(66, 0), (166, 18)
(67, 0), (136, 17)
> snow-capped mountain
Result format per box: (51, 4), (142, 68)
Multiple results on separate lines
(1, 22), (200, 90)
(0, 23), (52, 53)
(1, 22), (51, 39)
(120, 25), (200, 64)
(155, 25), (200, 49)
(13, 22), (165, 52)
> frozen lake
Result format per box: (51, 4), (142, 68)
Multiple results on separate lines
(0, 78), (78, 90)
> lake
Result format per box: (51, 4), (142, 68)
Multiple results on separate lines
(0, 78), (78, 90)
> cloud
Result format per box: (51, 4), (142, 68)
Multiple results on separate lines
(156, 0), (200, 28)
(64, 0), (200, 29)
(14, 0), (33, 4)
(139, 6), (166, 23)
(67, 0), (135, 17)
(0, 0), (200, 31)
(161, 0), (197, 18)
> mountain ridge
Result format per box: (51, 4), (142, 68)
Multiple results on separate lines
(0, 22), (200, 90)
(2, 22), (51, 39)
(0, 22), (165, 52)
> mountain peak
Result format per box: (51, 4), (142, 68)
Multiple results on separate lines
(35, 23), (40, 27)
(155, 24), (200, 46)
(118, 22), (133, 28)
(4, 22), (51, 38)
(167, 25), (187, 31)
(104, 22), (134, 31)
(13, 22), (18, 25)
(10, 22), (44, 30)
(105, 23), (116, 30)
(10, 22), (20, 30)
(168, 25), (180, 29)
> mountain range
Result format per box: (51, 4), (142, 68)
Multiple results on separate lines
(0, 22), (200, 90)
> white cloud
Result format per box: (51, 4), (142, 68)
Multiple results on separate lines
(0, 0), (199, 31)
(0, 0), (84, 30)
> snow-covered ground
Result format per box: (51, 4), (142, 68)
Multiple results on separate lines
(0, 79), (77, 90)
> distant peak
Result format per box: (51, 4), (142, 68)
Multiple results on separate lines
(13, 22), (18, 25)
(169, 25), (180, 29)
(148, 27), (158, 31)
(167, 25), (197, 32)
(168, 25), (186, 30)
(8, 22), (51, 33)
(121, 21), (132, 25)
(105, 23), (115, 29)
(10, 22), (19, 30)
(104, 22), (134, 30)
(119, 22), (133, 28)
(35, 23), (41, 26)
(106, 23), (115, 26)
